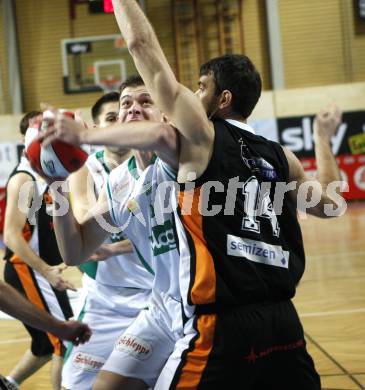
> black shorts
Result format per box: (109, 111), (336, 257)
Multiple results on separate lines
(4, 259), (73, 357)
(170, 300), (320, 390)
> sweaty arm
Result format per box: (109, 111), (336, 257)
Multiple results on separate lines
(112, 0), (213, 177)
(68, 165), (133, 263)
(4, 173), (74, 291)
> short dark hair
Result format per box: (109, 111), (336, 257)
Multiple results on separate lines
(200, 54), (262, 119)
(91, 92), (120, 123)
(119, 75), (144, 94)
(19, 111), (42, 135)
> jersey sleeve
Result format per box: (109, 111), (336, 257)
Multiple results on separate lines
(157, 158), (177, 180)
(269, 141), (290, 182)
(106, 162), (135, 227)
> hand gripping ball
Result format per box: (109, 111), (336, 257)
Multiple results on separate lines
(24, 110), (88, 179)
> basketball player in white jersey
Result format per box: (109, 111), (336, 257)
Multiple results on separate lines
(61, 91), (154, 390)
(41, 73), (192, 388)
(40, 75), (183, 389)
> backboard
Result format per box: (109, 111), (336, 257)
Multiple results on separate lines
(61, 34), (137, 93)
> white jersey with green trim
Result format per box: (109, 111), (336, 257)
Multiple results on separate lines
(81, 150), (154, 291)
(107, 157), (182, 302)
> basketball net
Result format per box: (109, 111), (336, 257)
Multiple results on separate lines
(99, 75), (121, 93)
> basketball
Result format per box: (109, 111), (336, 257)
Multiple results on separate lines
(24, 111), (88, 179)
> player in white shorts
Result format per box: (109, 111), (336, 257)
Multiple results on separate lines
(43, 75), (184, 389)
(61, 91), (154, 390)
(100, 152), (185, 389)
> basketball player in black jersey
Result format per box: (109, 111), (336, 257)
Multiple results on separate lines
(3, 112), (76, 390)
(106, 2), (343, 389)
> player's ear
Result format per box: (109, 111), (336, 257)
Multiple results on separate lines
(219, 90), (232, 110)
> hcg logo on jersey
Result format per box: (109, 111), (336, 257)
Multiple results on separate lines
(149, 220), (177, 255)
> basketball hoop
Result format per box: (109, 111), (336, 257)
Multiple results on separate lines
(93, 60), (125, 93)
(99, 76), (121, 93)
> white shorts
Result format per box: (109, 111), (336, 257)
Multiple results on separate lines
(102, 291), (184, 388)
(62, 286), (150, 390)
(154, 317), (197, 389)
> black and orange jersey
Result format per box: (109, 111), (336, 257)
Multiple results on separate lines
(178, 119), (305, 309)
(4, 156), (63, 266)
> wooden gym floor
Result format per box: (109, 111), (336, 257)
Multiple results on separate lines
(0, 202), (364, 389)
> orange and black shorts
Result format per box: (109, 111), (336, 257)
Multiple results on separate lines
(162, 300), (320, 390)
(4, 259), (73, 357)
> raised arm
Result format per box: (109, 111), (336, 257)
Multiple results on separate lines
(312, 105), (342, 189)
(284, 105), (345, 218)
(112, 0), (213, 144)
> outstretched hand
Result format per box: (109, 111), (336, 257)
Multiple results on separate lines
(56, 320), (92, 346)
